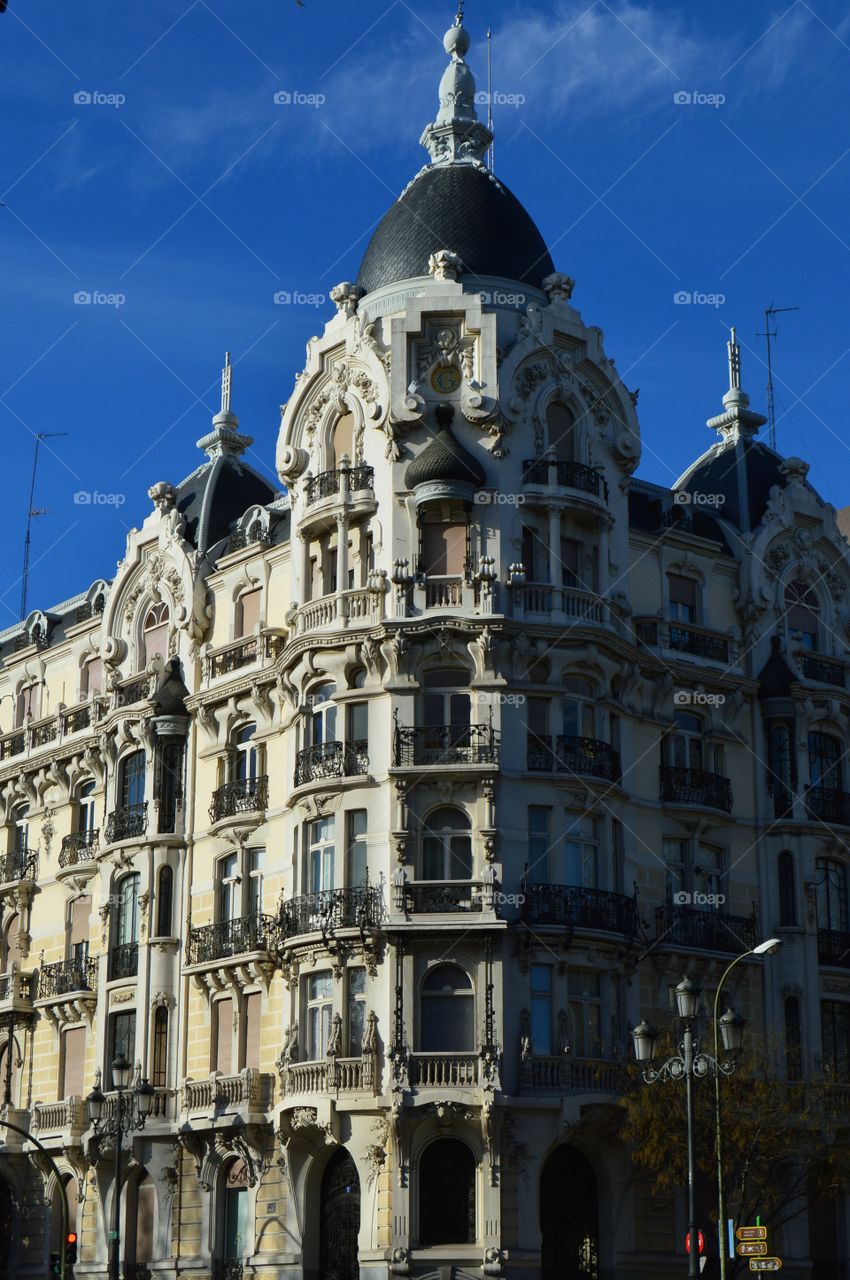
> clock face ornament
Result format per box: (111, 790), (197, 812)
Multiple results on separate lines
(430, 364), (462, 395)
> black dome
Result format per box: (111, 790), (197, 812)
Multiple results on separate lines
(357, 164), (555, 295)
(406, 425), (485, 491)
(675, 438), (788, 532)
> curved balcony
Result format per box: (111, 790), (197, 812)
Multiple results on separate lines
(521, 1055), (624, 1095)
(105, 803), (148, 844)
(58, 829), (99, 870)
(635, 617), (732, 664)
(527, 734), (620, 783)
(305, 463), (374, 506)
(113, 672), (154, 709)
(279, 885), (383, 941)
(660, 765), (733, 813)
(817, 928), (850, 968)
(294, 741), (368, 787)
(209, 776), (268, 825)
(655, 901), (759, 953)
(511, 583), (611, 626)
(521, 457), (608, 502)
(798, 651), (846, 688)
(521, 884), (640, 937)
(393, 723), (500, 768)
(0, 849), (38, 890)
(295, 587), (384, 636)
(281, 1055), (376, 1097)
(186, 913), (278, 966)
(805, 786), (850, 827)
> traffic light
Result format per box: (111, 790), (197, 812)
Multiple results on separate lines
(65, 1231), (78, 1271)
(49, 1252), (61, 1278)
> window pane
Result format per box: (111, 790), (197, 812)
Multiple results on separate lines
(449, 836), (472, 880)
(531, 995), (552, 1055)
(348, 702), (368, 742)
(348, 811), (368, 886)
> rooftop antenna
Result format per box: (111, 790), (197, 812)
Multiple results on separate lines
(486, 27), (495, 170)
(20, 432), (67, 621)
(758, 304), (799, 451)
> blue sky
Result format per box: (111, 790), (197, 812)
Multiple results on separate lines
(3, 0), (850, 623)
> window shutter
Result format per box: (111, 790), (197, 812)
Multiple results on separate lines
(237, 589), (261, 637)
(244, 993), (261, 1071)
(136, 1180), (156, 1264)
(669, 574), (697, 607)
(70, 896), (90, 948)
(215, 998), (233, 1075)
(61, 1027), (87, 1100)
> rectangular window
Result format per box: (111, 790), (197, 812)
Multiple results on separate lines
(695, 844), (723, 909)
(663, 838), (687, 901)
(528, 806), (550, 883)
(568, 970), (602, 1058)
(348, 701), (368, 745)
(307, 972), (333, 1060)
(214, 998), (232, 1075)
(422, 523), (465, 576)
(308, 817), (335, 893)
(69, 895), (90, 966)
(558, 813), (597, 888)
(237, 588), (261, 638)
(347, 810), (368, 887)
(612, 820), (624, 894)
(60, 1026), (86, 1100)
(83, 658), (103, 697)
(110, 1012), (136, 1087)
(244, 992), (261, 1071)
(219, 853), (239, 922)
(521, 525), (538, 581)
(560, 538), (581, 588)
(152, 1008), (168, 1088)
(530, 965), (553, 1055)
(669, 574), (697, 623)
(821, 1001), (850, 1078)
(348, 968), (367, 1055)
(248, 849), (264, 917)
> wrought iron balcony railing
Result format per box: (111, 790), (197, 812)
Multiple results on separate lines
(521, 883), (640, 937)
(0, 971), (36, 1004)
(209, 775), (269, 824)
(393, 723), (500, 768)
(186, 913), (277, 966)
(521, 458), (608, 500)
(399, 881), (484, 914)
(280, 885), (383, 939)
(0, 849), (38, 886)
(799, 652), (846, 688)
(38, 956), (98, 999)
(817, 928), (850, 968)
(634, 617), (731, 663)
(305, 464), (374, 505)
(806, 786), (850, 827)
(212, 1262), (243, 1280)
(110, 941), (139, 980)
(527, 734), (621, 782)
(0, 731), (26, 761)
(105, 803), (148, 844)
(207, 631), (284, 679)
(294, 741), (368, 787)
(660, 765), (733, 812)
(59, 828), (99, 866)
(113, 674), (153, 708)
(62, 704), (92, 734)
(655, 902), (759, 953)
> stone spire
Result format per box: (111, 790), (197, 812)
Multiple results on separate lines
(706, 326), (768, 442)
(196, 350), (252, 461)
(420, 7), (493, 166)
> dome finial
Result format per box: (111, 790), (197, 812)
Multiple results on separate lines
(420, 7), (493, 166)
(706, 325), (767, 442)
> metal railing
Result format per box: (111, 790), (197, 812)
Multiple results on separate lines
(280, 885), (383, 939)
(393, 723), (500, 767)
(634, 617), (730, 662)
(113, 674), (152, 708)
(110, 942), (139, 980)
(225, 525), (271, 554)
(0, 849), (38, 886)
(30, 718), (58, 748)
(212, 1262), (243, 1280)
(187, 914), (277, 965)
(799, 652), (846, 687)
(63, 704), (92, 734)
(305, 464), (374, 505)
(660, 765), (733, 812)
(294, 740), (368, 786)
(817, 928), (850, 968)
(400, 882), (484, 914)
(209, 775), (268, 823)
(521, 458), (608, 500)
(38, 956), (98, 999)
(806, 786), (850, 826)
(0, 731), (26, 760)
(655, 902), (759, 953)
(59, 828), (99, 866)
(207, 632), (283, 678)
(527, 734), (621, 781)
(105, 803), (148, 843)
(521, 884), (640, 937)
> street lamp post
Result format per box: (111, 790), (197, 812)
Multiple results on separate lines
(714, 938), (782, 1280)
(633, 977), (744, 1279)
(86, 1054), (154, 1280)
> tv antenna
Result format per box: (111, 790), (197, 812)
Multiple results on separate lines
(20, 432), (67, 620)
(758, 304), (799, 451)
(486, 27), (494, 171)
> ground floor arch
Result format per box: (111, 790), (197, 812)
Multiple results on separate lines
(319, 1147), (360, 1280)
(540, 1145), (599, 1280)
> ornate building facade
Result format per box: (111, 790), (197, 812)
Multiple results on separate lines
(0, 13), (848, 1280)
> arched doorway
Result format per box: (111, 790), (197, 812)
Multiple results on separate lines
(540, 1146), (599, 1280)
(319, 1148), (360, 1280)
(419, 1137), (476, 1246)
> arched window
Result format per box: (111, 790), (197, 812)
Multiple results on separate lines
(785, 996), (802, 1079)
(220, 1160), (249, 1263)
(156, 865), (173, 937)
(421, 808), (472, 881)
(778, 852), (796, 926)
(152, 1006), (168, 1087)
(80, 658), (103, 699)
(143, 602), (170, 665)
(540, 1146), (599, 1280)
(124, 1170), (155, 1268)
(815, 858), (848, 934)
(2, 914), (22, 972)
(320, 1148), (361, 1280)
(119, 750), (146, 809)
(331, 411), (355, 468)
(15, 682), (40, 727)
(547, 403), (576, 463)
(116, 873), (141, 947)
(419, 1138), (475, 1245)
(785, 580), (819, 650)
(420, 964), (474, 1051)
(562, 676), (595, 739)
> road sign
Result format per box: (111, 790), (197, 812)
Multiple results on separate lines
(685, 1230), (706, 1255)
(749, 1260), (782, 1272)
(737, 1242), (768, 1256)
(737, 1227), (768, 1241)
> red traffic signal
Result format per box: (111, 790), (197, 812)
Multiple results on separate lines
(67, 1233), (78, 1243)
(685, 1230), (706, 1255)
